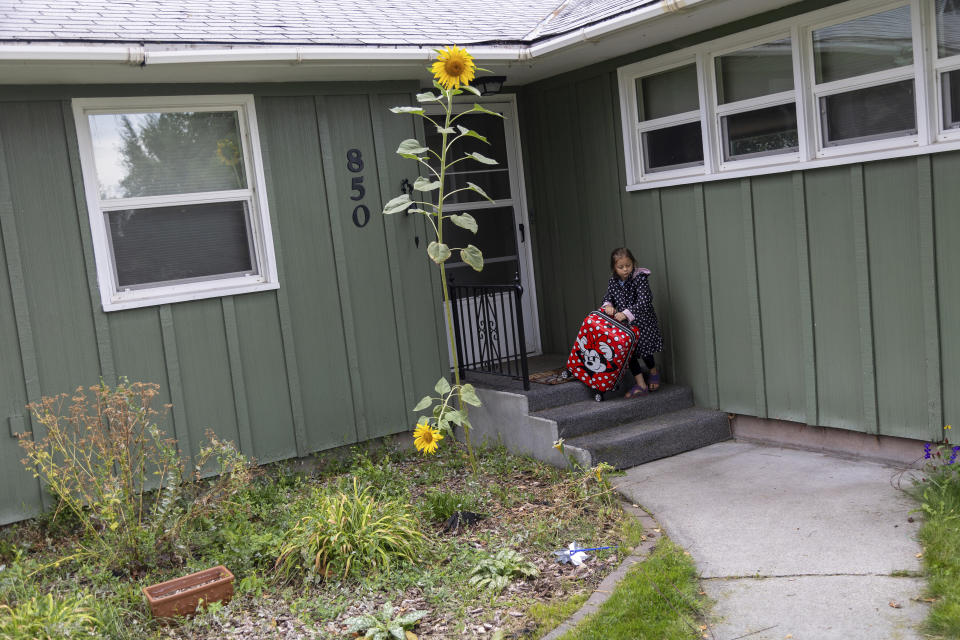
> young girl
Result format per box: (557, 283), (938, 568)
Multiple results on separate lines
(601, 247), (664, 398)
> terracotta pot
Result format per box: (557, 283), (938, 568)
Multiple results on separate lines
(143, 565), (235, 618)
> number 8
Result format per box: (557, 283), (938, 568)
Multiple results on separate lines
(347, 149), (364, 173)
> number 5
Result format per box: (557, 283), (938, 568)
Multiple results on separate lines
(350, 176), (365, 201)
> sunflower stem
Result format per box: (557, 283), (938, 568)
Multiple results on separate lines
(437, 87), (477, 476)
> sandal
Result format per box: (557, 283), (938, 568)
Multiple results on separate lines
(647, 372), (661, 392)
(625, 384), (648, 399)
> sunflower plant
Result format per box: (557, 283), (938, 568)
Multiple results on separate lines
(383, 45), (503, 471)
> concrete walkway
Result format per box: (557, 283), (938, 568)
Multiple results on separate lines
(613, 441), (929, 640)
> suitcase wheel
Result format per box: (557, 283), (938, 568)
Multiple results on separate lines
(594, 392), (603, 403)
(560, 369), (570, 380)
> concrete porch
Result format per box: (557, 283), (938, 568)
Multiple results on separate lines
(463, 354), (732, 470)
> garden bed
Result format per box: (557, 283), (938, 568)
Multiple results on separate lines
(0, 443), (645, 639)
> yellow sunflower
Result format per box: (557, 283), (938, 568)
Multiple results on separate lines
(431, 45), (476, 90)
(413, 422), (444, 455)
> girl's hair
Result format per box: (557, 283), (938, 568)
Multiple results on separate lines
(610, 247), (637, 273)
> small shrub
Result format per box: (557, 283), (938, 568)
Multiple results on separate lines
(468, 549), (539, 594)
(0, 593), (98, 639)
(274, 478), (427, 582)
(423, 489), (481, 523)
(343, 602), (427, 640)
(17, 380), (256, 572)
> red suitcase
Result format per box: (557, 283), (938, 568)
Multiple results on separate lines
(563, 310), (640, 402)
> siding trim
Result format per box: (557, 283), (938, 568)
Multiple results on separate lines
(917, 155), (944, 437)
(694, 184), (719, 408)
(654, 189), (677, 381)
(793, 172), (818, 425)
(314, 95), (366, 442)
(369, 93), (414, 413)
(159, 304), (193, 461)
(252, 96), (308, 456)
(850, 165), (878, 433)
(741, 178), (767, 418)
(0, 124), (46, 506)
(60, 101), (115, 385)
(221, 296), (255, 456)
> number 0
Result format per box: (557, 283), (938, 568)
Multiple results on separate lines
(353, 204), (370, 228)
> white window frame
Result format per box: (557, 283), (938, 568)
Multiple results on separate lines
(709, 31), (801, 171)
(72, 95), (279, 311)
(618, 0), (960, 191)
(618, 54), (710, 184)
(930, 0), (960, 139)
(805, 1), (923, 158)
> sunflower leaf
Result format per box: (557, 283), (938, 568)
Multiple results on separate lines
(435, 126), (456, 135)
(383, 193), (412, 215)
(464, 151), (498, 165)
(390, 106), (425, 115)
(460, 245), (484, 271)
(449, 213), (478, 234)
(413, 176), (441, 192)
(397, 139), (429, 157)
(460, 384), (482, 407)
(465, 103), (505, 118)
(462, 84), (482, 97)
(444, 409), (464, 426)
(413, 395), (433, 411)
(456, 125), (489, 144)
(434, 377), (452, 395)
(427, 241), (451, 264)
(466, 181), (493, 202)
(416, 91), (440, 103)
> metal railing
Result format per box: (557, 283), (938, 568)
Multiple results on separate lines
(449, 280), (529, 390)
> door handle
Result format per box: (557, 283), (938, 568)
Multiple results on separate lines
(519, 223), (525, 243)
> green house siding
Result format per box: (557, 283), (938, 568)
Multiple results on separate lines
(0, 85), (445, 524)
(521, 73), (950, 448)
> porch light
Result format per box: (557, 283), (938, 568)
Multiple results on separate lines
(473, 75), (506, 95)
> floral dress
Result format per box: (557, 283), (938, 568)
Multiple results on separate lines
(602, 267), (663, 356)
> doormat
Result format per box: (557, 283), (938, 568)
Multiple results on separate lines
(529, 368), (575, 385)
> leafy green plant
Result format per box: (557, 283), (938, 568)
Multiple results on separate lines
(274, 478), (428, 582)
(0, 593), (98, 639)
(468, 549), (539, 594)
(423, 489), (481, 523)
(383, 46), (505, 469)
(17, 379), (255, 572)
(344, 602), (428, 640)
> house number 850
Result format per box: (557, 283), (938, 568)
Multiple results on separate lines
(346, 148), (369, 228)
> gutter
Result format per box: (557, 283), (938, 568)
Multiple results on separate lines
(0, 0), (713, 67)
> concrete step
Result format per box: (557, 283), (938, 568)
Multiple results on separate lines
(533, 384), (693, 439)
(566, 406), (732, 470)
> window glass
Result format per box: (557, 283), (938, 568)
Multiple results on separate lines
(636, 64), (699, 121)
(643, 121), (704, 172)
(425, 112), (511, 203)
(820, 80), (916, 146)
(812, 6), (913, 84)
(715, 38), (794, 104)
(943, 69), (960, 128)
(722, 104), (799, 161)
(108, 201), (255, 288)
(936, 0), (960, 58)
(89, 111), (247, 199)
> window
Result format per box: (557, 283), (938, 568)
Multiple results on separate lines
(633, 62), (705, 175)
(713, 38), (799, 163)
(616, 0), (960, 189)
(936, 0), (960, 132)
(73, 96), (278, 311)
(811, 5), (917, 150)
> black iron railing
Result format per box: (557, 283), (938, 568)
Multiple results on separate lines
(449, 281), (529, 390)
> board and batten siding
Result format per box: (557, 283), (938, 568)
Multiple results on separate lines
(521, 72), (951, 447)
(0, 85), (445, 524)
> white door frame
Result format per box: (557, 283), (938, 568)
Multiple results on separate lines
(430, 93), (542, 356)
